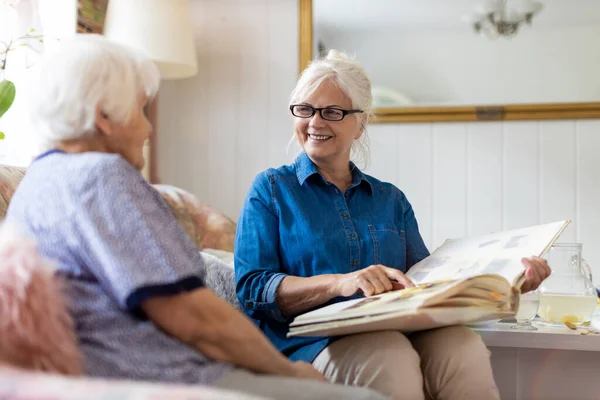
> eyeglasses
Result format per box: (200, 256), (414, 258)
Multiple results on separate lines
(289, 104), (363, 121)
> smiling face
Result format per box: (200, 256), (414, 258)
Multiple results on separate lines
(293, 79), (364, 167)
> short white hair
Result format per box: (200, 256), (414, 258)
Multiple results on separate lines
(29, 34), (160, 150)
(290, 50), (373, 167)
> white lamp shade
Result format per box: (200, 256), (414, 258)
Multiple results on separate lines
(104, 0), (197, 80)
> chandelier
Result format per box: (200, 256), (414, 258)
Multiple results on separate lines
(470, 0), (544, 39)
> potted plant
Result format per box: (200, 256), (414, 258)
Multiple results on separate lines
(0, 73), (15, 141)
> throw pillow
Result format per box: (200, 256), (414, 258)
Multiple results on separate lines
(154, 184), (236, 252)
(0, 222), (82, 375)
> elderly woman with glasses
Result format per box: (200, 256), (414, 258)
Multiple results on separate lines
(6, 36), (386, 400)
(235, 50), (551, 400)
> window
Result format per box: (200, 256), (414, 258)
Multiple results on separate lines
(0, 0), (43, 166)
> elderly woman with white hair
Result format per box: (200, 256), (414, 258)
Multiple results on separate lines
(235, 50), (552, 400)
(6, 35), (385, 400)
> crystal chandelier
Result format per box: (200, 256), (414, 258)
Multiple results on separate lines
(471, 0), (544, 39)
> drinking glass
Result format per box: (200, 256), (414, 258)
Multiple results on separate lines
(511, 289), (540, 331)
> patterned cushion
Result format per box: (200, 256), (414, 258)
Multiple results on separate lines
(0, 166), (26, 218)
(153, 184), (236, 252)
(0, 223), (82, 375)
(0, 165), (236, 252)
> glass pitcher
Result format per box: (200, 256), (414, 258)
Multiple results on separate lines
(538, 243), (597, 325)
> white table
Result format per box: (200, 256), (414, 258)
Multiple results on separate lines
(473, 312), (600, 400)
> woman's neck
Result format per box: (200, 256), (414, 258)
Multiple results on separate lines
(316, 159), (353, 193)
(56, 136), (109, 154)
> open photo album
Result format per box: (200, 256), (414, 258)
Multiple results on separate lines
(288, 220), (570, 338)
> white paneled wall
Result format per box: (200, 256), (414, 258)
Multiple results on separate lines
(158, 0), (298, 216)
(158, 0), (600, 285)
(368, 121), (600, 285)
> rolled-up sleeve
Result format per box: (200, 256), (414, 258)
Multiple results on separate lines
(235, 171), (289, 322)
(399, 190), (430, 269)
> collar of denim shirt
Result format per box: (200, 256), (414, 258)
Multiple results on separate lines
(294, 152), (373, 194)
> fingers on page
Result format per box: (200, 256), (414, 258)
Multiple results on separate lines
(384, 268), (414, 288)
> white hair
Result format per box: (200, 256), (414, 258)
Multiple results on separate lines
(29, 34), (160, 150)
(289, 50), (374, 167)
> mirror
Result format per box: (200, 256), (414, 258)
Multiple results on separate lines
(299, 0), (600, 123)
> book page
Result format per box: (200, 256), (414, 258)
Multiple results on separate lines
(291, 274), (512, 328)
(289, 305), (515, 338)
(291, 279), (470, 326)
(406, 220), (570, 286)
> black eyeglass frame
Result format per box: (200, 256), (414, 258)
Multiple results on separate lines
(289, 104), (364, 121)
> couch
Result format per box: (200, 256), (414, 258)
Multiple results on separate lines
(0, 164), (254, 399)
(0, 167), (238, 253)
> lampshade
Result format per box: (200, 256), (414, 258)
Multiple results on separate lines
(103, 0), (197, 80)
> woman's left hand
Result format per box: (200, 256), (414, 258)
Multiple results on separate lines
(520, 256), (551, 293)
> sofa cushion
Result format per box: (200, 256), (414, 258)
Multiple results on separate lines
(200, 251), (239, 309)
(0, 165), (26, 218)
(0, 165), (236, 252)
(154, 184), (236, 252)
(0, 222), (82, 375)
(0, 367), (268, 399)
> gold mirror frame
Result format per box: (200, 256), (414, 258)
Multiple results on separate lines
(299, 0), (600, 123)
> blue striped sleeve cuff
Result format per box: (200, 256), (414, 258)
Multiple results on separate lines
(126, 276), (204, 319)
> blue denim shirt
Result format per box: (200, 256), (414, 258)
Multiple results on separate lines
(234, 152), (430, 363)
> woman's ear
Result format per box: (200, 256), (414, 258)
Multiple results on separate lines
(95, 106), (112, 136)
(355, 115), (367, 139)
(355, 128), (364, 140)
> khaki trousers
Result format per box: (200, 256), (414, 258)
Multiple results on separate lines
(312, 326), (500, 400)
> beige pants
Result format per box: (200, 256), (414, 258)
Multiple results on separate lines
(312, 326), (500, 400)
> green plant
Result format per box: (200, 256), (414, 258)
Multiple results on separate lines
(0, 80), (15, 139)
(0, 27), (43, 139)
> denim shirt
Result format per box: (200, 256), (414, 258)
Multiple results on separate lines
(234, 152), (430, 363)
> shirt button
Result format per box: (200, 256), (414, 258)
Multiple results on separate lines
(352, 261), (358, 267)
(345, 192), (350, 197)
(349, 233), (356, 238)
(341, 212), (348, 218)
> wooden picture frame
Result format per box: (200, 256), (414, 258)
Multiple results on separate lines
(77, 0), (109, 34)
(299, 0), (600, 123)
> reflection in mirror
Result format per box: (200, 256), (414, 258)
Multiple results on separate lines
(313, 0), (600, 109)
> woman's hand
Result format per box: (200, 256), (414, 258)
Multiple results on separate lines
(520, 256), (551, 293)
(289, 361), (327, 381)
(334, 264), (415, 297)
